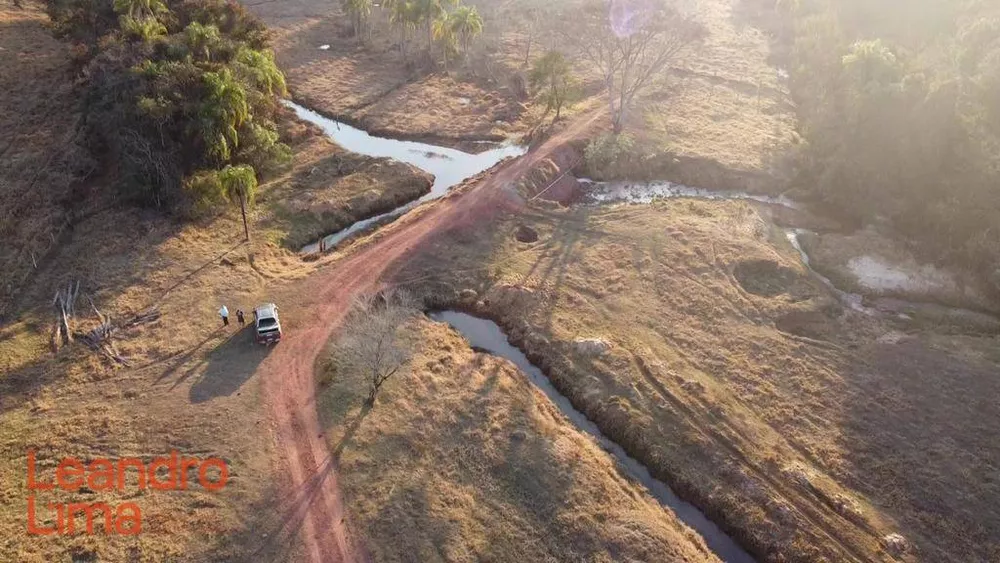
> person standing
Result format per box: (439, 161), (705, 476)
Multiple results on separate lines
(236, 309), (246, 327)
(219, 305), (230, 327)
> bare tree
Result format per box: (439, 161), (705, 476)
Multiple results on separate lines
(335, 288), (417, 406)
(565, 0), (705, 132)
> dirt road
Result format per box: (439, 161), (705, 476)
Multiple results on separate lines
(257, 112), (603, 562)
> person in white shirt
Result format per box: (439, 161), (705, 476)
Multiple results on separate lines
(219, 305), (230, 327)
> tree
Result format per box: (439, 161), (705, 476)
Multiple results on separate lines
(413, 0), (455, 54)
(219, 164), (258, 240)
(567, 0), (704, 132)
(335, 289), (417, 406)
(448, 4), (482, 55)
(113, 0), (167, 21)
(529, 50), (577, 120)
(390, 0), (420, 61)
(197, 68), (250, 162)
(343, 0), (373, 41)
(432, 13), (457, 67)
(184, 22), (221, 61)
(47, 0), (288, 211)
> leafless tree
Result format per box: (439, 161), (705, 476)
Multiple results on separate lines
(565, 0), (705, 132)
(336, 288), (418, 406)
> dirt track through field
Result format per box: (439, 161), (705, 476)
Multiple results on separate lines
(258, 112), (603, 562)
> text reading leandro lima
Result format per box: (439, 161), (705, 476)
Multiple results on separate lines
(25, 449), (228, 535)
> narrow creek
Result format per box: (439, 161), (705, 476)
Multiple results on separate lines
(286, 102), (525, 253)
(583, 180), (880, 314)
(429, 310), (756, 563)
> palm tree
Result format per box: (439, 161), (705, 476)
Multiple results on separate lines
(448, 4), (482, 55)
(343, 0), (373, 40)
(114, 0), (168, 41)
(198, 69), (250, 162)
(390, 1), (420, 61)
(184, 22), (221, 61)
(432, 14), (457, 67)
(235, 47), (287, 96)
(113, 0), (167, 20)
(218, 165), (258, 241)
(413, 0), (455, 53)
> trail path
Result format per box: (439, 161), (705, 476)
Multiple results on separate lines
(258, 111), (603, 562)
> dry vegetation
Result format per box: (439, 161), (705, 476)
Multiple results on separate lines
(0, 6), (430, 560)
(319, 318), (721, 563)
(392, 200), (1000, 562)
(252, 0), (531, 143)
(254, 0), (795, 188)
(259, 119), (433, 250)
(0, 3), (92, 319)
(7, 0), (1000, 560)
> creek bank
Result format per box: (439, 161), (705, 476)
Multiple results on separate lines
(286, 101), (525, 253)
(424, 289), (773, 562)
(291, 93), (510, 149)
(272, 157), (433, 251)
(796, 227), (1000, 315)
(429, 310), (755, 563)
(583, 180), (1000, 326)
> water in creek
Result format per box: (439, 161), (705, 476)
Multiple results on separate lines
(429, 310), (756, 563)
(580, 179), (873, 314)
(581, 178), (801, 209)
(286, 102), (525, 253)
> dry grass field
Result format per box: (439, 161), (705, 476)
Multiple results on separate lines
(7, 0), (999, 561)
(318, 318), (721, 563)
(0, 3), (91, 320)
(0, 7), (431, 560)
(391, 200), (1000, 562)
(253, 0), (795, 181)
(251, 0), (530, 143)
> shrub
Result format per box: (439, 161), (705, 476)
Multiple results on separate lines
(584, 133), (636, 180)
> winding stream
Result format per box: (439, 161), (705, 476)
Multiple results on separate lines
(286, 102), (525, 253)
(430, 310), (755, 563)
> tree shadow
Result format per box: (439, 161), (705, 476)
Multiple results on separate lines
(838, 337), (1000, 562)
(188, 326), (275, 403)
(195, 460), (337, 562)
(356, 353), (582, 561)
(332, 402), (372, 460)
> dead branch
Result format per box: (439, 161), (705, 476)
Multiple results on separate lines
(52, 280), (80, 347)
(75, 303), (160, 366)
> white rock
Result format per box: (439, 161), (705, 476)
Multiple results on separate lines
(883, 533), (908, 556)
(574, 338), (610, 356)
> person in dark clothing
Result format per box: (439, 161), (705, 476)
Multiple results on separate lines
(236, 309), (246, 327)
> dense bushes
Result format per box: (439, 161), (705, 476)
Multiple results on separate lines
(46, 0), (289, 211)
(785, 1), (1000, 283)
(583, 133), (637, 181)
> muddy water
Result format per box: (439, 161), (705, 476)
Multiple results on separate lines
(429, 310), (756, 563)
(286, 102), (525, 253)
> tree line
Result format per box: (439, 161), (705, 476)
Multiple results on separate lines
(343, 0), (484, 67)
(44, 0), (291, 234)
(783, 0), (1000, 284)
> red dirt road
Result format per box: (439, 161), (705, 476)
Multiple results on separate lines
(258, 112), (603, 562)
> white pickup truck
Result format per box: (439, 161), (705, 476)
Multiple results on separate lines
(254, 303), (282, 345)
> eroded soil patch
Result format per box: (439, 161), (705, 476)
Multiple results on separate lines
(733, 259), (799, 297)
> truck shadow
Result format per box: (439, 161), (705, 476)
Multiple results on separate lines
(189, 326), (275, 404)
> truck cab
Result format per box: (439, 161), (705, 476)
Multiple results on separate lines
(254, 303), (282, 345)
